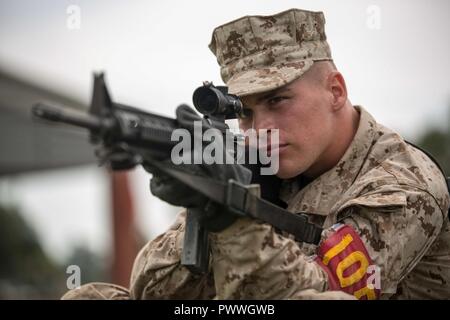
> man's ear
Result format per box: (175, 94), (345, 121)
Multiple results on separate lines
(327, 71), (347, 111)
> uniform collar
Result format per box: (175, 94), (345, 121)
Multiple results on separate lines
(279, 106), (377, 216)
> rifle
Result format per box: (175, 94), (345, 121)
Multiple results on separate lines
(32, 73), (323, 274)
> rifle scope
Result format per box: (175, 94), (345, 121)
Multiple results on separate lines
(192, 82), (243, 119)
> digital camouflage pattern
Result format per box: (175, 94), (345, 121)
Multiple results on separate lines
(61, 9), (450, 300)
(61, 282), (130, 300)
(208, 8), (333, 97)
(63, 106), (450, 299)
(280, 106), (450, 299)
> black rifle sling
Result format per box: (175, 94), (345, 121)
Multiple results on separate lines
(147, 159), (323, 245)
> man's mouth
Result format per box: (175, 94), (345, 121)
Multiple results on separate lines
(261, 143), (289, 154)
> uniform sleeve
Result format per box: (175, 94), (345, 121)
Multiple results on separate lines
(209, 186), (445, 300)
(209, 217), (354, 299)
(129, 210), (215, 299)
(337, 187), (445, 297)
(128, 187), (444, 299)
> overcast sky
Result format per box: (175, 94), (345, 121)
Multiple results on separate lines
(0, 0), (449, 263)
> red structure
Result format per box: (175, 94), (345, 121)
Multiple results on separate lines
(110, 171), (139, 288)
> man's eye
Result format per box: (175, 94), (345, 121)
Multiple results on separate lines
(268, 96), (287, 105)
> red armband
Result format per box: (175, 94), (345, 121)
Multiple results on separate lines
(315, 224), (380, 300)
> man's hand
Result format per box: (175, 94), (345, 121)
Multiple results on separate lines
(145, 105), (252, 232)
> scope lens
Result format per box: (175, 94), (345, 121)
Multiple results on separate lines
(193, 87), (219, 115)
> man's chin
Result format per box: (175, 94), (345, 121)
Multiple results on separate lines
(275, 166), (305, 180)
(274, 155), (314, 179)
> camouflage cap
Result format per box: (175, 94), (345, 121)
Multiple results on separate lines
(209, 8), (333, 96)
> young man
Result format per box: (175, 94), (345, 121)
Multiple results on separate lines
(63, 8), (450, 300)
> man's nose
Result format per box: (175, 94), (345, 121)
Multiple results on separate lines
(252, 110), (276, 132)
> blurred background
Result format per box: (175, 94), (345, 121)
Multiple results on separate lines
(0, 0), (448, 299)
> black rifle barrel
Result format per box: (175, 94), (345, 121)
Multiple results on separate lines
(32, 103), (112, 132)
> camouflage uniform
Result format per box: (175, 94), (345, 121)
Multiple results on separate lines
(64, 104), (450, 300)
(62, 9), (450, 300)
(127, 106), (450, 300)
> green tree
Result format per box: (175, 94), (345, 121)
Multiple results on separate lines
(0, 206), (65, 299)
(415, 128), (450, 176)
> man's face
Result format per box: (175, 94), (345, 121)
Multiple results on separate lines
(239, 73), (336, 179)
